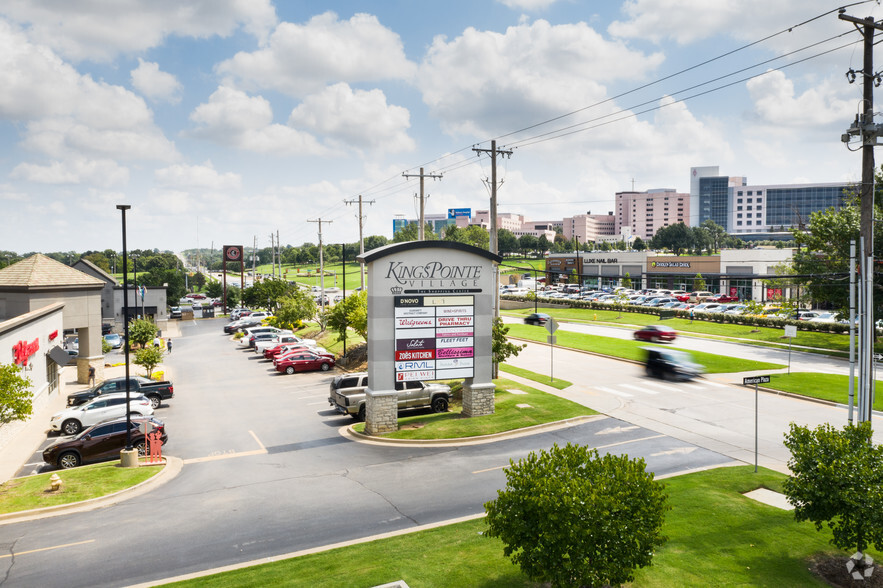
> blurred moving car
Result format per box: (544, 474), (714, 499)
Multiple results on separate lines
(42, 416), (167, 469)
(523, 313), (551, 326)
(644, 348), (703, 381)
(634, 325), (677, 342)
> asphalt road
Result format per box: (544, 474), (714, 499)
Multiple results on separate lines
(0, 318), (735, 588)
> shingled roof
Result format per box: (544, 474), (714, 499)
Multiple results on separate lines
(0, 254), (106, 291)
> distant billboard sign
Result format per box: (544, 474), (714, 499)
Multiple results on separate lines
(448, 208), (472, 219)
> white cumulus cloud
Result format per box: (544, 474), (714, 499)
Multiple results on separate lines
(216, 11), (416, 97)
(131, 59), (183, 104)
(11, 157), (129, 187)
(289, 83), (414, 154)
(0, 0), (277, 62)
(155, 161), (242, 191)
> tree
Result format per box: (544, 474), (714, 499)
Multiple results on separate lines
(242, 278), (295, 310)
(204, 280), (223, 299)
(784, 422), (883, 558)
(133, 346), (164, 378)
(128, 318), (158, 348)
(393, 222), (437, 242)
(518, 234), (538, 257)
(272, 289), (317, 330)
(485, 443), (669, 588)
(327, 291), (368, 341)
(632, 236), (646, 251)
(650, 222), (694, 254)
(702, 219), (727, 253)
(693, 273), (707, 291)
(497, 229), (519, 256)
(622, 272), (633, 289)
(537, 235), (550, 256)
(0, 363), (33, 424)
(225, 284), (241, 308)
(492, 317), (525, 372)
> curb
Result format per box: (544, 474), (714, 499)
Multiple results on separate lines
(339, 414), (604, 447)
(0, 456), (183, 526)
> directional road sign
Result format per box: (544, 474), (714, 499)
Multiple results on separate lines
(545, 317), (558, 335)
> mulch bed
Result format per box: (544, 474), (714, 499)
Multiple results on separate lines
(811, 555), (883, 587)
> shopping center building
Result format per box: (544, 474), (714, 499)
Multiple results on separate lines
(544, 248), (795, 301)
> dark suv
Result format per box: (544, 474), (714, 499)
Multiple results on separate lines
(42, 416), (168, 469)
(524, 313), (551, 326)
(644, 348), (703, 381)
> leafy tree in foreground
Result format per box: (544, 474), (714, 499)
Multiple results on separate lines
(133, 346), (164, 378)
(485, 443), (669, 588)
(492, 317), (524, 376)
(128, 318), (158, 349)
(327, 291), (367, 342)
(0, 363), (33, 424)
(784, 422), (883, 557)
(204, 280), (223, 299)
(272, 289), (318, 331)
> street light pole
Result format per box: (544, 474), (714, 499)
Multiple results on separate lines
(116, 205), (136, 462)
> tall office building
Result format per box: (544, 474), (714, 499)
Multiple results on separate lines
(615, 189), (690, 241)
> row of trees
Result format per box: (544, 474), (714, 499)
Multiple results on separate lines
(649, 220), (744, 255)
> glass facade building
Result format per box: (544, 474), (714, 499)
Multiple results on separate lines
(764, 185), (850, 228)
(698, 176), (730, 230)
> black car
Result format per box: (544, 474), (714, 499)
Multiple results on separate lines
(524, 313), (552, 326)
(42, 416), (168, 469)
(644, 348), (704, 381)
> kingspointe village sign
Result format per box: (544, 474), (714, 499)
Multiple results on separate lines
(358, 241), (501, 435)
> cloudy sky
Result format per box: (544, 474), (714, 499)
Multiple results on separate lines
(1, 0), (879, 254)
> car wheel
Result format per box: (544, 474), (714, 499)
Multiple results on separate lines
(62, 419), (81, 436)
(634, 334), (641, 340)
(357, 405), (366, 421)
(285, 366), (295, 375)
(134, 440), (147, 456)
(320, 362), (331, 371)
(58, 451), (80, 469)
(432, 396), (449, 413)
(130, 411), (143, 417)
(147, 395), (161, 410)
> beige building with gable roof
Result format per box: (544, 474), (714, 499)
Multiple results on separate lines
(0, 254), (106, 383)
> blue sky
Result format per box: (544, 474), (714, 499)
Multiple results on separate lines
(1, 0), (879, 253)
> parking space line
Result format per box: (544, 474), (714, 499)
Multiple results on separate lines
(0, 539), (95, 559)
(307, 401), (327, 406)
(300, 394), (327, 400)
(472, 435), (665, 474)
(183, 430), (268, 465)
(249, 430), (266, 452)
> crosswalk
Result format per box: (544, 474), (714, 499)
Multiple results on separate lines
(596, 378), (729, 398)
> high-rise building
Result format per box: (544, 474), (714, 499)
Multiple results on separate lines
(615, 189), (690, 241)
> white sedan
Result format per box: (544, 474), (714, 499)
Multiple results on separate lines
(50, 392), (154, 436)
(254, 334), (316, 354)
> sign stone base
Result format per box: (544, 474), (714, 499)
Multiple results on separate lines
(463, 381), (495, 417)
(365, 389), (398, 435)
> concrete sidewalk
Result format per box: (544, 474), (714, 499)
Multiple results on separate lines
(0, 320), (182, 483)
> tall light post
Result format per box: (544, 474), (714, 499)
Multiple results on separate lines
(117, 204), (137, 464)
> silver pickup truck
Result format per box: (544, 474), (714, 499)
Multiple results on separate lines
(328, 372), (451, 421)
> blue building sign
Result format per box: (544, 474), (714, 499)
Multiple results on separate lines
(448, 208), (472, 219)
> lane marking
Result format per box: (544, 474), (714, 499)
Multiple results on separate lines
(0, 539), (95, 559)
(472, 435), (665, 474)
(642, 381), (680, 393)
(621, 383), (657, 395)
(183, 430), (268, 464)
(596, 385), (632, 398)
(703, 380), (729, 388)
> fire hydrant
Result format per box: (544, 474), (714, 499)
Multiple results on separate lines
(49, 473), (63, 492)
(593, 313), (597, 321)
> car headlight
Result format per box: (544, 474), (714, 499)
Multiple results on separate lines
(50, 415), (60, 421)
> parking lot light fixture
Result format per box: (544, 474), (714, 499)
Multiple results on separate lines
(116, 204), (136, 462)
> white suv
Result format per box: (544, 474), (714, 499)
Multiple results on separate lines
(50, 393), (154, 436)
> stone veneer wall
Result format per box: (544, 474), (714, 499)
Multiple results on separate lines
(462, 382), (496, 417)
(365, 392), (398, 435)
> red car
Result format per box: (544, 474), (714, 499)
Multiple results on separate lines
(634, 325), (677, 343)
(707, 293), (739, 303)
(675, 293), (691, 302)
(275, 351), (335, 374)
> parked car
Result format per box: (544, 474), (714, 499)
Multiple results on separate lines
(707, 293), (739, 303)
(644, 348), (704, 381)
(101, 323), (113, 335)
(42, 416), (167, 469)
(524, 313), (551, 326)
(798, 310), (821, 321)
(254, 334), (316, 355)
(103, 333), (123, 349)
(634, 325), (677, 342)
(274, 351), (335, 374)
(274, 345), (333, 363)
(691, 303), (721, 313)
(223, 318), (261, 334)
(169, 307), (182, 319)
(723, 304), (748, 315)
(328, 372), (452, 421)
(688, 291), (715, 303)
(67, 376), (174, 410)
(50, 392), (154, 436)
(810, 312), (838, 323)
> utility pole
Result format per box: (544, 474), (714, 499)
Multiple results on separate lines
(472, 140), (513, 256)
(345, 195), (375, 290)
(308, 218), (332, 312)
(252, 235), (257, 285)
(277, 229), (281, 278)
(269, 232), (276, 279)
(840, 9), (883, 422)
(402, 168), (442, 240)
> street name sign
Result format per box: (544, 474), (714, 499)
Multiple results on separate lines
(743, 375), (771, 385)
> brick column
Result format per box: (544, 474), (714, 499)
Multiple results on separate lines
(462, 381), (496, 417)
(365, 389), (398, 435)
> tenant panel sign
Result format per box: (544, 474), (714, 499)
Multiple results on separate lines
(394, 295), (475, 381)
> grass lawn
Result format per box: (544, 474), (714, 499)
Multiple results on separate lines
(498, 363), (572, 389)
(506, 323), (784, 373)
(352, 378), (595, 440)
(0, 461), (162, 514)
(504, 307), (870, 355)
(170, 466), (866, 587)
(758, 372), (883, 411)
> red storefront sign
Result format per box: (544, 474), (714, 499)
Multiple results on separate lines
(13, 338), (40, 366)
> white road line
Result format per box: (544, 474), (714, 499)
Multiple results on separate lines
(703, 380), (729, 388)
(642, 381), (681, 393)
(300, 394), (327, 400)
(0, 539), (95, 559)
(620, 383), (658, 395)
(249, 430), (266, 451)
(307, 401), (327, 406)
(596, 385), (632, 398)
